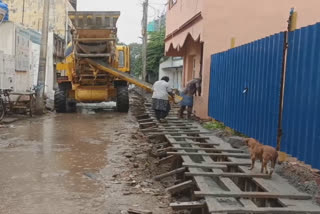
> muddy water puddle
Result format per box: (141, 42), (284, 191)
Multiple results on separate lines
(0, 112), (125, 214)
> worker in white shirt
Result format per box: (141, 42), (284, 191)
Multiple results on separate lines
(152, 76), (175, 122)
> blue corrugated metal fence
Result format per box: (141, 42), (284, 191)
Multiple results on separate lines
(209, 33), (285, 147)
(281, 23), (320, 169)
(208, 22), (320, 169)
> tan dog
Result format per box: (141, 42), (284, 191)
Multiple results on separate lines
(244, 138), (278, 176)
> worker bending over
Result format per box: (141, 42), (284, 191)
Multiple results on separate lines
(152, 76), (174, 122)
(179, 78), (202, 119)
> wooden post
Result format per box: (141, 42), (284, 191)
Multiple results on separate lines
(166, 180), (194, 194)
(153, 167), (186, 181)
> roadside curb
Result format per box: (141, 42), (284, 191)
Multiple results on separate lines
(0, 117), (19, 124)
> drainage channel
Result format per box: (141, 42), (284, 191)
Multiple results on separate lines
(134, 98), (320, 214)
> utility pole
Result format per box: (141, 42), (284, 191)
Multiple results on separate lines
(65, 0), (68, 45)
(141, 0), (148, 81)
(22, 0), (25, 25)
(35, 0), (50, 114)
(157, 10), (161, 31)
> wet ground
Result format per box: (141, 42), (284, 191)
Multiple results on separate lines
(0, 111), (172, 214)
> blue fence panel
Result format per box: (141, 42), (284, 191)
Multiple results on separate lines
(208, 32), (285, 146)
(282, 23), (320, 169)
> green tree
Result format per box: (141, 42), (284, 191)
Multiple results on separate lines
(129, 28), (166, 82)
(129, 43), (143, 77)
(146, 29), (166, 83)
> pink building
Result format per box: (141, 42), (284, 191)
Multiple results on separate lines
(165, 0), (320, 118)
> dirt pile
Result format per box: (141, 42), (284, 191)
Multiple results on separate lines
(276, 161), (320, 203)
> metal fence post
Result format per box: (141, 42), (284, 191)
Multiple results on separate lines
(230, 37), (236, 49)
(276, 9), (298, 151)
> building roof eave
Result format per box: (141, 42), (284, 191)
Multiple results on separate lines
(165, 12), (203, 55)
(165, 12), (202, 42)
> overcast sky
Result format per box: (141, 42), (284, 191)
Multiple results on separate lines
(77, 0), (167, 44)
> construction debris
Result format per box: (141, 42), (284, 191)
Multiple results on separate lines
(127, 208), (153, 214)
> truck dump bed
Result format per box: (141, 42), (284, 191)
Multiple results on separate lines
(67, 12), (154, 95)
(68, 11), (120, 30)
(68, 11), (120, 58)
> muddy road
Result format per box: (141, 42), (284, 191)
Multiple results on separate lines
(0, 111), (172, 214)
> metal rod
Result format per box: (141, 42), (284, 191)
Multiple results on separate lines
(75, 38), (116, 42)
(277, 10), (294, 151)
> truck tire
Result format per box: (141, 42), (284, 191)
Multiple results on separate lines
(54, 89), (67, 113)
(116, 86), (129, 112)
(0, 99), (5, 121)
(66, 100), (77, 113)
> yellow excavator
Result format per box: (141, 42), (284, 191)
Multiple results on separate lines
(55, 11), (153, 113)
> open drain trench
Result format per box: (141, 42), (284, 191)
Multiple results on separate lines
(132, 94), (320, 213)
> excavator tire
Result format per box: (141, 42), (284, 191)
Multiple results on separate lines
(54, 88), (67, 113)
(116, 86), (129, 112)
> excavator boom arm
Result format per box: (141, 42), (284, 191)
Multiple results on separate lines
(84, 58), (153, 92)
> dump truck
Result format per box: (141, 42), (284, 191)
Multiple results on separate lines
(55, 11), (153, 113)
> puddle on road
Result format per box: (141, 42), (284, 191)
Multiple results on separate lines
(0, 112), (127, 213)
